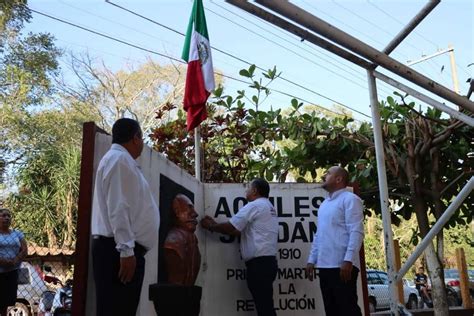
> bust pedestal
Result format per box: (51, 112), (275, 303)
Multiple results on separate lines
(149, 283), (202, 316)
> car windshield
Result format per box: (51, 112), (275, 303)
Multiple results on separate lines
(468, 270), (474, 280)
(445, 269), (459, 278)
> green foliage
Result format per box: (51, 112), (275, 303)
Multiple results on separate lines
(0, 1), (60, 107)
(364, 213), (473, 271)
(1, 1), (90, 248)
(150, 65), (473, 258)
(7, 146), (81, 248)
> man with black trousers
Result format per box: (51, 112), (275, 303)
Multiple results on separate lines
(201, 178), (278, 316)
(305, 166), (364, 316)
(91, 118), (160, 316)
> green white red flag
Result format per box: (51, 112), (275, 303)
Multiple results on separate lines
(182, 0), (215, 131)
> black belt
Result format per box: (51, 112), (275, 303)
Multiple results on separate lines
(92, 235), (147, 257)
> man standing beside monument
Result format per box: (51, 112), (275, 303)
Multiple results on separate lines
(305, 166), (364, 316)
(201, 178), (279, 316)
(91, 118), (160, 316)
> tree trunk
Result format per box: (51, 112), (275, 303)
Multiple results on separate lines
(413, 196), (449, 316)
(405, 120), (449, 316)
(425, 243), (449, 316)
(430, 148), (445, 263)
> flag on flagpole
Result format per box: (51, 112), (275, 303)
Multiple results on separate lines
(182, 0), (215, 132)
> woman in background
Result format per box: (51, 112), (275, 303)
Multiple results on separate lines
(0, 208), (28, 316)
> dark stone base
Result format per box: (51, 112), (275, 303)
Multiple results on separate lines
(149, 283), (202, 316)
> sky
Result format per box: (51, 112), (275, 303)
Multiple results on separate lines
(25, 0), (474, 122)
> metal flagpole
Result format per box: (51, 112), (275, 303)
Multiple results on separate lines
(367, 70), (399, 316)
(194, 126), (201, 181)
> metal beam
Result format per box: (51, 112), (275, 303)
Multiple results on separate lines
(225, 0), (372, 69)
(254, 0), (474, 113)
(407, 47), (453, 66)
(373, 71), (474, 127)
(367, 70), (400, 315)
(382, 0), (440, 56)
(396, 177), (474, 282)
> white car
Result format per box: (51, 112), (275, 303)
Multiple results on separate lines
(7, 262), (48, 316)
(367, 269), (420, 312)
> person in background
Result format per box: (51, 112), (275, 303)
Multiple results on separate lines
(91, 118), (160, 316)
(415, 266), (431, 304)
(201, 178), (279, 316)
(305, 166), (364, 316)
(0, 208), (28, 316)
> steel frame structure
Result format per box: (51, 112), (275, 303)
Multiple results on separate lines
(226, 1), (474, 315)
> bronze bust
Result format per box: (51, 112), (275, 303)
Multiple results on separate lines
(163, 194), (201, 286)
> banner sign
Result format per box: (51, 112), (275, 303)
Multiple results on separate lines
(201, 183), (364, 315)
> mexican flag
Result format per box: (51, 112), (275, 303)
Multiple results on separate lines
(182, 0), (215, 131)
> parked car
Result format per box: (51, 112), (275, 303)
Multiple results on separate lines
(7, 262), (48, 316)
(444, 269), (465, 305)
(403, 278), (425, 309)
(366, 269), (421, 312)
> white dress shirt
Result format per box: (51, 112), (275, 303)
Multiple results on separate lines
(307, 188), (364, 269)
(91, 144), (160, 257)
(230, 197), (278, 262)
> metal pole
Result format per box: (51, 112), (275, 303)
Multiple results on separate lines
(407, 48), (453, 66)
(448, 44), (460, 94)
(194, 127), (201, 181)
(367, 70), (399, 316)
(396, 177), (474, 281)
(373, 71), (474, 127)
(382, 0), (440, 56)
(254, 0), (474, 113)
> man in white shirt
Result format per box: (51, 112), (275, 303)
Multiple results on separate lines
(305, 166), (364, 316)
(200, 178), (278, 316)
(91, 118), (160, 316)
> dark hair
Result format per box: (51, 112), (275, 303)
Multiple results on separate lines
(112, 118), (141, 144)
(251, 178), (270, 198)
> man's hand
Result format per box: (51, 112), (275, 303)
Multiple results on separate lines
(119, 256), (136, 284)
(306, 263), (316, 281)
(200, 215), (217, 231)
(340, 261), (353, 282)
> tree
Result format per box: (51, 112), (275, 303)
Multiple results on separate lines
(57, 53), (191, 133)
(8, 146), (80, 248)
(1, 0), (61, 179)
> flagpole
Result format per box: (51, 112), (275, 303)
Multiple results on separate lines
(194, 126), (201, 181)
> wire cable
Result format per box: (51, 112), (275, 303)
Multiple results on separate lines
(29, 7), (369, 120)
(103, 1), (372, 117)
(366, 0), (470, 77)
(207, 2), (397, 99)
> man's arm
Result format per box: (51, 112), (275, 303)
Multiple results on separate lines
(201, 216), (241, 236)
(105, 158), (141, 283)
(341, 195), (364, 282)
(306, 231), (318, 281)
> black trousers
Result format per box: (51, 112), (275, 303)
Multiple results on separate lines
(318, 267), (362, 316)
(0, 269), (18, 309)
(92, 236), (146, 316)
(245, 256), (278, 316)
